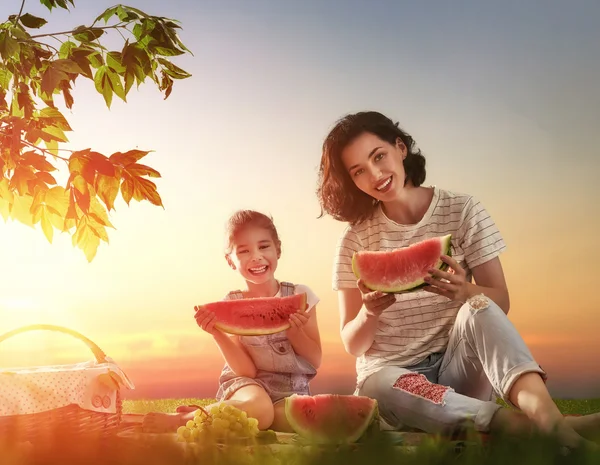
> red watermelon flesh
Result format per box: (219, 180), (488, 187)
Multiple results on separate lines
(199, 293), (307, 336)
(285, 394), (378, 444)
(352, 234), (452, 293)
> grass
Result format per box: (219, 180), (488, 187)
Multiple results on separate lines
(122, 398), (216, 415)
(122, 397), (600, 416)
(2, 398), (599, 465)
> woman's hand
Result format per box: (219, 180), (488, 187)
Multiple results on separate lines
(423, 255), (469, 302)
(357, 279), (396, 317)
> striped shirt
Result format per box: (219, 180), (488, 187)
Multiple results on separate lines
(332, 186), (507, 388)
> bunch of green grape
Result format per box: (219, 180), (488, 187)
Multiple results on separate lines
(177, 402), (260, 444)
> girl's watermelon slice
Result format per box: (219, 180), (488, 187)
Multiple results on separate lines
(352, 234), (452, 293)
(198, 293), (307, 336)
(285, 394), (378, 444)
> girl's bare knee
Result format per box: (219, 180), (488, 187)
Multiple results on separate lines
(227, 385), (275, 430)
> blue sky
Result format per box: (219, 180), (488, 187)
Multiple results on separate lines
(1, 0), (599, 398)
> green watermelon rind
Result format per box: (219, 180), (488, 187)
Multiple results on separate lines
(351, 234), (453, 294)
(284, 394), (379, 445)
(202, 293), (307, 336)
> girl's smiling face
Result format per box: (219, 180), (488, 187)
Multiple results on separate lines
(227, 225), (280, 284)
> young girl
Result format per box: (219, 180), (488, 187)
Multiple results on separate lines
(143, 210), (322, 433)
(316, 111), (599, 450)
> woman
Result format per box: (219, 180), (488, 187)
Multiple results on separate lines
(316, 110), (599, 450)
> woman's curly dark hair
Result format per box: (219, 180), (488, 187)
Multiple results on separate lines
(316, 111), (426, 225)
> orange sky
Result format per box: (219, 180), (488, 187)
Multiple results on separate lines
(1, 0), (599, 400)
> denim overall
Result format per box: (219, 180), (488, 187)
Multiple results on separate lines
(215, 281), (317, 404)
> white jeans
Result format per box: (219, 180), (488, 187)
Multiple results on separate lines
(358, 296), (547, 434)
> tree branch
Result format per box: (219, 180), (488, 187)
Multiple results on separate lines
(14, 0), (26, 25)
(0, 129), (72, 162)
(28, 23), (128, 40)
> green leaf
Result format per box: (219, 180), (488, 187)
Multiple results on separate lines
(157, 58), (191, 79)
(107, 69), (126, 102)
(41, 125), (69, 143)
(39, 107), (72, 131)
(150, 45), (185, 57)
(106, 52), (126, 73)
(40, 0), (55, 12)
(88, 51), (104, 69)
(0, 68), (13, 90)
(10, 94), (24, 117)
(44, 139), (58, 157)
(0, 31), (21, 60)
(94, 66), (113, 108)
(124, 68), (135, 96)
(116, 5), (139, 22)
(20, 13), (48, 29)
(59, 41), (77, 59)
(55, 0), (72, 11)
(94, 6), (119, 24)
(9, 26), (28, 40)
(121, 6), (150, 19)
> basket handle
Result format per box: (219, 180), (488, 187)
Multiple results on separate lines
(0, 324), (108, 363)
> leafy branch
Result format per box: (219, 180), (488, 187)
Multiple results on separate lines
(0, 1), (193, 261)
(28, 23), (129, 40)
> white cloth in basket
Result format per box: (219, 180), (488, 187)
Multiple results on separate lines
(0, 356), (134, 416)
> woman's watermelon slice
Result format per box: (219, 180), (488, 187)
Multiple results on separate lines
(352, 234), (452, 293)
(285, 394), (379, 444)
(198, 293), (307, 336)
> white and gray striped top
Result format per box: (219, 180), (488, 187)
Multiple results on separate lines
(332, 186), (507, 388)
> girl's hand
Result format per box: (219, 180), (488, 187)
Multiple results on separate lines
(194, 306), (220, 335)
(357, 279), (396, 317)
(423, 255), (469, 302)
(287, 311), (310, 331)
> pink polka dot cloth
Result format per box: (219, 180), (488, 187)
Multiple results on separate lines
(0, 357), (134, 416)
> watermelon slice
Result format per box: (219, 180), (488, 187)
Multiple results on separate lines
(352, 234), (452, 293)
(198, 293), (307, 336)
(285, 394), (378, 444)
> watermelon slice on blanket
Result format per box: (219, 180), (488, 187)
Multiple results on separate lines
(198, 293), (307, 336)
(285, 394), (379, 444)
(352, 234), (452, 293)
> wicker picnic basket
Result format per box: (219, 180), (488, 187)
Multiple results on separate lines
(0, 324), (133, 443)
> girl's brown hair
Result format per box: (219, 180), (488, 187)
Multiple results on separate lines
(224, 210), (282, 256)
(316, 111), (426, 225)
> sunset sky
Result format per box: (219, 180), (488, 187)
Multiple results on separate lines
(1, 0), (599, 399)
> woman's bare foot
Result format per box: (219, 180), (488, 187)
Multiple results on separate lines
(536, 412), (599, 451)
(490, 408), (598, 451)
(564, 412), (600, 441)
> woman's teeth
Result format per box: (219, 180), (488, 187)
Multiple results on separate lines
(376, 177), (392, 191)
